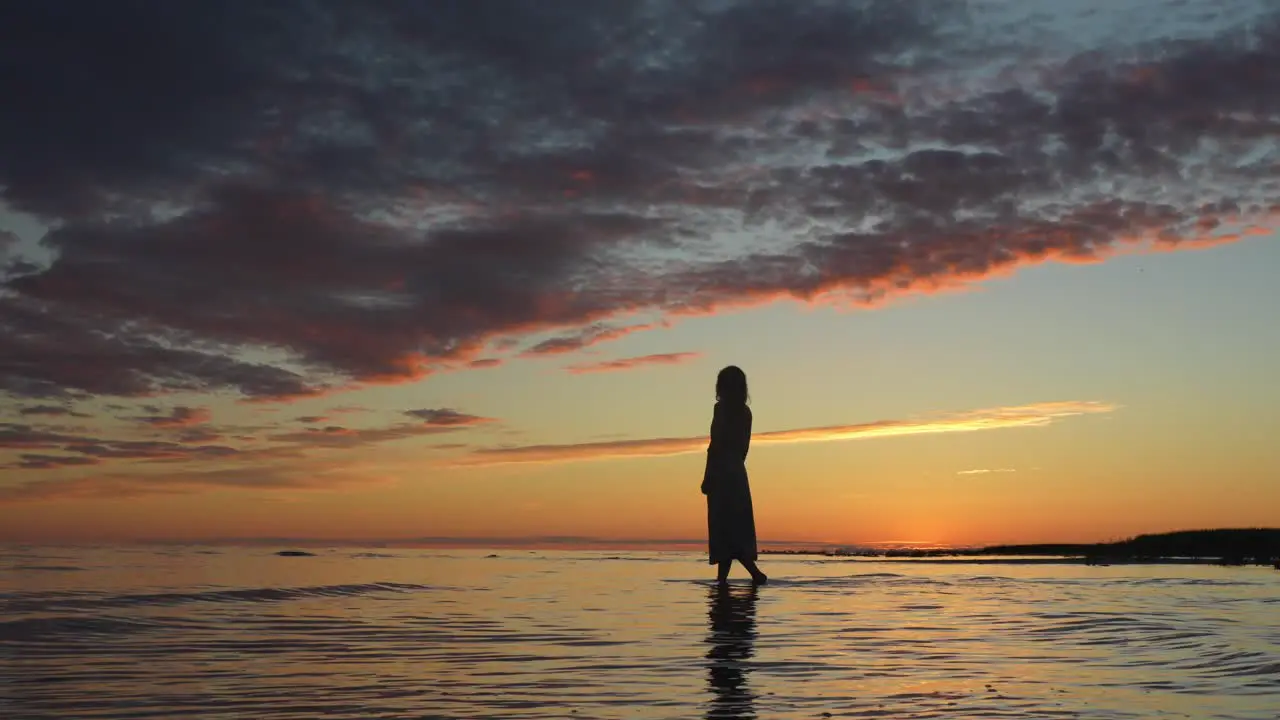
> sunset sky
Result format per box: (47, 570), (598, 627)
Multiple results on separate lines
(2, 0), (1278, 547)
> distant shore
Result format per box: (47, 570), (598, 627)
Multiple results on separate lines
(768, 550), (1269, 563)
(762, 528), (1280, 567)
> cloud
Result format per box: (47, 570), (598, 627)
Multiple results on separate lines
(520, 322), (662, 357)
(0, 400), (490, 475)
(1, 1), (1277, 401)
(15, 454), (101, 470)
(956, 468), (1018, 476)
(327, 406), (371, 415)
(0, 423), (242, 466)
(17, 405), (89, 418)
(177, 428), (223, 444)
(132, 406), (212, 428)
(265, 409), (497, 448)
(0, 294), (321, 400)
(565, 352), (701, 374)
(264, 423), (486, 449)
(5, 193), (657, 397)
(0, 463), (391, 503)
(0, 402), (497, 498)
(402, 408), (495, 426)
(450, 400), (1116, 466)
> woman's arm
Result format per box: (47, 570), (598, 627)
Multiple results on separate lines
(709, 402), (726, 446)
(702, 404), (721, 494)
(742, 408), (752, 460)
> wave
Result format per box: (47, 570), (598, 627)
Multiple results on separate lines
(1120, 576), (1270, 587)
(0, 614), (176, 643)
(0, 582), (433, 614)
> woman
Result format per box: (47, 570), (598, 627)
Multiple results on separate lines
(701, 365), (767, 584)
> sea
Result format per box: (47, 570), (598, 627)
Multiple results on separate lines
(2, 546), (1278, 719)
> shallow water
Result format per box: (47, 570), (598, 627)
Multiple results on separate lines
(2, 547), (1279, 719)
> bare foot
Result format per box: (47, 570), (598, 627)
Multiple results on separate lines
(751, 573), (768, 585)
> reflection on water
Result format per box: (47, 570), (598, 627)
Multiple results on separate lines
(705, 584), (759, 719)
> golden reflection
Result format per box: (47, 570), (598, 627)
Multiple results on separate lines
(705, 583), (759, 719)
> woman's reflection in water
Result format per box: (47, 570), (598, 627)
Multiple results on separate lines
(705, 583), (759, 719)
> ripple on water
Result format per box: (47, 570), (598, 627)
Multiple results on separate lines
(2, 554), (1279, 719)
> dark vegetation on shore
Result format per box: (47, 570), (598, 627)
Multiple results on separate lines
(763, 529), (1280, 567)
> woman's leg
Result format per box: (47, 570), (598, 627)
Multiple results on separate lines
(716, 560), (732, 583)
(739, 558), (768, 584)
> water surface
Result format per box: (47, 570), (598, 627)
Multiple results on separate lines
(3, 547), (1278, 719)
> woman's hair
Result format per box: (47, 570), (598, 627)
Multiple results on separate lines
(715, 365), (749, 406)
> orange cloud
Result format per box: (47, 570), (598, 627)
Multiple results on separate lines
(450, 400), (1117, 466)
(662, 215), (1279, 320)
(565, 352), (700, 374)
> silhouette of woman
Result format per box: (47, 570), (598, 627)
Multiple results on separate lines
(701, 365), (767, 585)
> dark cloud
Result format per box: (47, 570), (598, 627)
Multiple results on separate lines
(519, 322), (661, 357)
(262, 407), (496, 449)
(177, 428), (224, 444)
(65, 441), (237, 462)
(403, 409), (495, 426)
(266, 419), (490, 449)
(7, 190), (659, 393)
(0, 422), (240, 465)
(16, 454), (101, 470)
(0, 294), (321, 400)
(132, 406), (213, 428)
(0, 400), (488, 481)
(2, 259), (40, 282)
(0, 424), (85, 450)
(565, 352), (701, 375)
(0, 1), (303, 218)
(1, 0), (1276, 404)
(17, 405), (89, 418)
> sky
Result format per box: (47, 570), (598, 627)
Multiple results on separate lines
(1, 0), (1278, 547)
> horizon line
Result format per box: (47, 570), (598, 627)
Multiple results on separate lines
(4, 527), (1270, 550)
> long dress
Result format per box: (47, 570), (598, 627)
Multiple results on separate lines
(701, 401), (757, 564)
